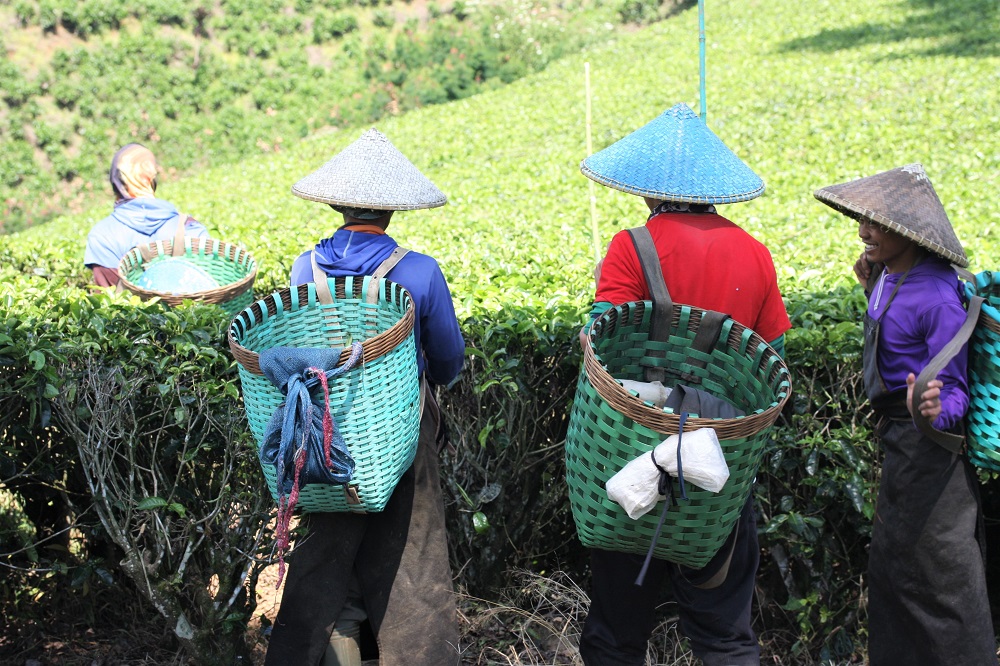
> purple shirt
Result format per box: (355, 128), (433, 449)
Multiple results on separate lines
(869, 257), (969, 430)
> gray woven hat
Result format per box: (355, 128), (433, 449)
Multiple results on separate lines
(292, 128), (447, 210)
(814, 163), (968, 267)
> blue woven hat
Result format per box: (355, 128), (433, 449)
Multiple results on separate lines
(581, 103), (764, 204)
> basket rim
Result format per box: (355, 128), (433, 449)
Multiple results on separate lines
(117, 237), (258, 305)
(584, 300), (791, 437)
(970, 270), (1000, 334)
(228, 276), (415, 376)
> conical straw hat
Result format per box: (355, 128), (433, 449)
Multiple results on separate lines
(580, 103), (764, 204)
(814, 163), (967, 267)
(292, 129), (447, 210)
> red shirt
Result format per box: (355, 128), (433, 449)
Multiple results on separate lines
(594, 211), (791, 343)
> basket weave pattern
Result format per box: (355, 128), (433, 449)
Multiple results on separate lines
(228, 276), (420, 513)
(966, 272), (1000, 471)
(565, 301), (791, 567)
(118, 237), (257, 316)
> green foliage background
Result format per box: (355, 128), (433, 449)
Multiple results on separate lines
(2, 0), (999, 662)
(0, 0), (629, 230)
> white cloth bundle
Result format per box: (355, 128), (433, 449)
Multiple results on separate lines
(606, 427), (730, 520)
(618, 379), (672, 408)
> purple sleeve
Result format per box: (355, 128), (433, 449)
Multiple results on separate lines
(922, 302), (970, 431)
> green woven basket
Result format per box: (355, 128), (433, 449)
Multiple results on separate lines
(228, 276), (420, 513)
(965, 271), (1000, 471)
(119, 236), (257, 317)
(565, 300), (791, 568)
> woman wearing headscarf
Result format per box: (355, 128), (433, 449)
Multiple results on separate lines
(815, 165), (996, 665)
(84, 143), (208, 286)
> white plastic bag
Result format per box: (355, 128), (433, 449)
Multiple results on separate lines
(618, 379), (672, 408)
(606, 427), (729, 520)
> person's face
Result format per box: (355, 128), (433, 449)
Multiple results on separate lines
(858, 219), (921, 273)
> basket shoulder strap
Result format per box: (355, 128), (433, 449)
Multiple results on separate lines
(627, 226), (729, 379)
(366, 246), (409, 304)
(311, 251), (335, 305)
(627, 227), (672, 340)
(912, 291), (984, 455)
(690, 310), (729, 365)
(311, 246), (411, 305)
(627, 227), (672, 384)
(171, 212), (188, 257)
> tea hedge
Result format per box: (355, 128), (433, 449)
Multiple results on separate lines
(2, 0), (999, 661)
(0, 280), (273, 663)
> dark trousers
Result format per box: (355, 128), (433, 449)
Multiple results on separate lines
(264, 399), (459, 666)
(580, 495), (760, 666)
(867, 420), (997, 665)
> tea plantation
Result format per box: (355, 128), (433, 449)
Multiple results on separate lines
(1, 0), (999, 663)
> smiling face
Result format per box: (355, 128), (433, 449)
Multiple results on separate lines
(858, 219), (924, 273)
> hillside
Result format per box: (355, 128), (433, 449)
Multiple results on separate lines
(0, 0), (650, 231)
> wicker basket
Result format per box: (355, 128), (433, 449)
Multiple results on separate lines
(565, 300), (791, 568)
(965, 271), (1000, 471)
(118, 237), (257, 317)
(228, 275), (420, 513)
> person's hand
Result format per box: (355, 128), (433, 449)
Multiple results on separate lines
(853, 252), (871, 286)
(579, 326), (590, 349)
(906, 372), (943, 422)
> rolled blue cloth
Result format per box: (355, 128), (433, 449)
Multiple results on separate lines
(258, 346), (362, 494)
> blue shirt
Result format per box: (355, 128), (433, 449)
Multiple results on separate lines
(290, 228), (465, 385)
(84, 197), (208, 269)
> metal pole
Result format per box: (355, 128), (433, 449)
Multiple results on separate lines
(699, 0), (706, 122)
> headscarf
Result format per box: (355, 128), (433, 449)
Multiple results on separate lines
(648, 201), (717, 219)
(110, 143), (158, 200)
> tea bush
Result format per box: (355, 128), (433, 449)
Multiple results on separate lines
(0, 241), (875, 662)
(0, 278), (274, 664)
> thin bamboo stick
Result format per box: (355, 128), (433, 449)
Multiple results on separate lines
(585, 62), (600, 264)
(699, 0), (706, 122)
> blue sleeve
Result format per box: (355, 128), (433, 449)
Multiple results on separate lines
(289, 251), (312, 286)
(185, 218), (210, 238)
(419, 263), (465, 386)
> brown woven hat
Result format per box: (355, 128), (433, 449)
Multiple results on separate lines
(814, 163), (968, 267)
(292, 128), (446, 211)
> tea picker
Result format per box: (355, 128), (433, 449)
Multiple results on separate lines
(569, 3), (792, 657)
(230, 128), (464, 666)
(85, 143), (258, 313)
(815, 164), (998, 664)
